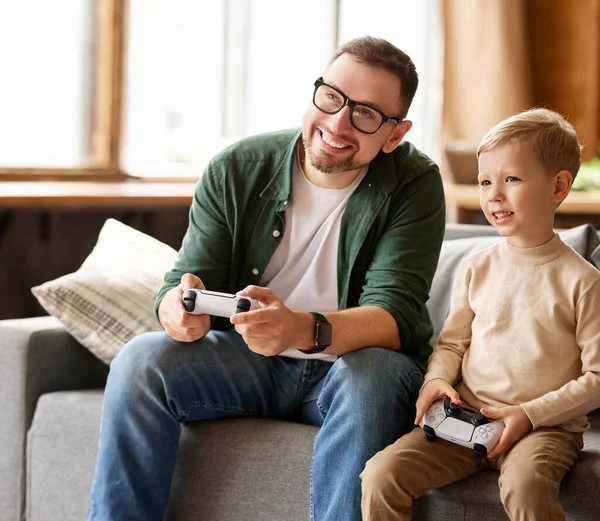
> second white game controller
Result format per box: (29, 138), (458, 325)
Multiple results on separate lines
(420, 396), (505, 458)
(182, 289), (260, 317)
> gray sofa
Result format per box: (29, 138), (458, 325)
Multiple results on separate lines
(3, 223), (600, 521)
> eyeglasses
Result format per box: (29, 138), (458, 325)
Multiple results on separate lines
(312, 77), (401, 135)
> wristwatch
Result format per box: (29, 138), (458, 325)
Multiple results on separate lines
(299, 312), (332, 354)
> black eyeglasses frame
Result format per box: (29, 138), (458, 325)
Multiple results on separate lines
(312, 77), (402, 135)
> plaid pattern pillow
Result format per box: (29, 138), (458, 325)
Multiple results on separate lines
(31, 219), (178, 364)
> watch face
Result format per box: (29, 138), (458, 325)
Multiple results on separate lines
(316, 322), (332, 348)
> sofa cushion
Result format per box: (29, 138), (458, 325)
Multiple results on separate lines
(27, 390), (318, 521)
(30, 219), (178, 364)
(427, 223), (600, 345)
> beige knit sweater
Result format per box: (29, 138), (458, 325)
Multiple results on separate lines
(424, 234), (600, 432)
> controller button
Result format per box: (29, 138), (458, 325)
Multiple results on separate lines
(486, 426), (492, 431)
(428, 416), (435, 422)
(437, 413), (444, 420)
(480, 433), (488, 438)
(435, 407), (442, 412)
(478, 427), (485, 433)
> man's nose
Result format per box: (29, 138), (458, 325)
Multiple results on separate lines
(327, 105), (354, 133)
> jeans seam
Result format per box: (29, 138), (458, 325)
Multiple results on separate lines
(185, 402), (271, 418)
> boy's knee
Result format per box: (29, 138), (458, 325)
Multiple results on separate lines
(361, 450), (401, 496)
(499, 468), (556, 506)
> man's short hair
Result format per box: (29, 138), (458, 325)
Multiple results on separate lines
(477, 107), (583, 179)
(330, 36), (418, 119)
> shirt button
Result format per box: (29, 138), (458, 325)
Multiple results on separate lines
(272, 230), (281, 238)
(283, 200), (288, 206)
(252, 268), (259, 275)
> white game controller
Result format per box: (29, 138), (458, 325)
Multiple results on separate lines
(420, 396), (505, 458)
(182, 289), (260, 317)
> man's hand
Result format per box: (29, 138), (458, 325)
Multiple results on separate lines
(481, 405), (533, 458)
(414, 378), (461, 426)
(158, 273), (211, 342)
(230, 285), (311, 357)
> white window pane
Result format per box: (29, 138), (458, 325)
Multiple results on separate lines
(338, 0), (443, 161)
(123, 0), (336, 177)
(244, 0), (336, 136)
(0, 0), (94, 167)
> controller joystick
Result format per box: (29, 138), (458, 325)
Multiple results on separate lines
(471, 412), (490, 426)
(446, 401), (462, 417)
(182, 289), (260, 317)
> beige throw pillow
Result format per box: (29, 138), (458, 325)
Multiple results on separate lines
(31, 219), (178, 364)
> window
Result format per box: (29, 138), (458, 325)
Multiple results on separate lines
(0, 0), (442, 180)
(0, 0), (95, 167)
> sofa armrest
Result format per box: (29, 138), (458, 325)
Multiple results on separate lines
(0, 316), (109, 521)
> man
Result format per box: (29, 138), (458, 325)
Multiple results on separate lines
(87, 36), (446, 521)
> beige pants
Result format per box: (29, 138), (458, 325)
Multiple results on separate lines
(361, 426), (583, 521)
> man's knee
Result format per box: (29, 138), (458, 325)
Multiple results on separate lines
(109, 331), (185, 391)
(325, 348), (422, 402)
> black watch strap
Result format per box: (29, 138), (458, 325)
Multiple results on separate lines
(299, 312), (332, 354)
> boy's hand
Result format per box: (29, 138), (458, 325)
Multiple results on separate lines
(414, 379), (461, 426)
(481, 405), (533, 458)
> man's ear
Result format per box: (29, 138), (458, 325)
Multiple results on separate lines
(552, 170), (574, 205)
(382, 120), (413, 153)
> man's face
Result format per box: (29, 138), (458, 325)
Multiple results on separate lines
(301, 53), (410, 178)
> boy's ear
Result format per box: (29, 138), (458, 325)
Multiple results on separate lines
(552, 170), (574, 204)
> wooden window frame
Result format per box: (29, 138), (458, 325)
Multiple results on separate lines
(0, 0), (128, 182)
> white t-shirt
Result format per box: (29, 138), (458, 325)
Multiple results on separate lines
(261, 152), (368, 361)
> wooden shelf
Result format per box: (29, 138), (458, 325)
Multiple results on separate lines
(0, 181), (197, 209)
(444, 183), (600, 215)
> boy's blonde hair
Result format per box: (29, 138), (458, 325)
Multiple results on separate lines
(477, 108), (582, 179)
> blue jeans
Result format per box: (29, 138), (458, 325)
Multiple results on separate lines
(87, 328), (423, 521)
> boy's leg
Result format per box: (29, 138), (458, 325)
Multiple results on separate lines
(87, 329), (329, 521)
(360, 427), (485, 521)
(496, 427), (583, 521)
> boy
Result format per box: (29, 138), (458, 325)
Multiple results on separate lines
(360, 107), (600, 521)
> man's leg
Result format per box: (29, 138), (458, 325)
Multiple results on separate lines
(496, 427), (583, 521)
(87, 329), (328, 521)
(303, 347), (424, 521)
(360, 427), (485, 521)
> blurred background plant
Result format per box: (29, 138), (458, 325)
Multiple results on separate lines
(573, 158), (600, 192)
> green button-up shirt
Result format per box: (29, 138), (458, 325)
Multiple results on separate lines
(155, 128), (445, 370)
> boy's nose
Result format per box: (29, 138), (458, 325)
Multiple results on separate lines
(488, 186), (504, 202)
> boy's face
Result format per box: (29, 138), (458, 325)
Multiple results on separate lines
(300, 53), (412, 186)
(477, 141), (563, 248)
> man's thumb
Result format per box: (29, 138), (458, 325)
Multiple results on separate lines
(180, 273), (204, 291)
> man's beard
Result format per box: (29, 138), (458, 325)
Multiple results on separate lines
(301, 132), (365, 175)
